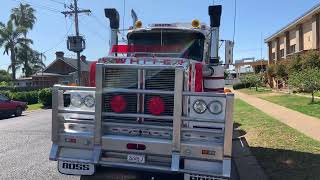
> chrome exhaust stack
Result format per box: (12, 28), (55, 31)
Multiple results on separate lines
(208, 5), (222, 64)
(105, 8), (120, 54)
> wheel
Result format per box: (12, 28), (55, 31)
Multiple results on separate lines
(15, 107), (22, 117)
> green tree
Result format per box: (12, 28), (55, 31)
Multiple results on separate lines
(16, 45), (45, 77)
(240, 73), (262, 91)
(0, 69), (11, 82)
(289, 67), (320, 103)
(10, 3), (36, 37)
(0, 20), (33, 80)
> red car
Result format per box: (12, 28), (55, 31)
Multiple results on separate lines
(0, 94), (28, 117)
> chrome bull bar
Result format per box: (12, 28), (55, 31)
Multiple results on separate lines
(50, 63), (234, 178)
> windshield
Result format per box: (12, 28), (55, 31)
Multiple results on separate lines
(128, 30), (205, 61)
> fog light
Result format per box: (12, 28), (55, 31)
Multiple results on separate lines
(193, 100), (207, 114)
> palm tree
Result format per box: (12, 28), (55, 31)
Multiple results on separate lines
(0, 20), (33, 80)
(10, 3), (36, 37)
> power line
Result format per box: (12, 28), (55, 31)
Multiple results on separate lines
(41, 21), (73, 54)
(47, 0), (65, 5)
(11, 0), (61, 13)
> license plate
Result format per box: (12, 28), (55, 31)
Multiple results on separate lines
(127, 154), (145, 164)
(58, 161), (95, 175)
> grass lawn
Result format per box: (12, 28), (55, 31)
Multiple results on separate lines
(260, 95), (320, 119)
(234, 99), (320, 180)
(238, 87), (272, 95)
(27, 103), (44, 111)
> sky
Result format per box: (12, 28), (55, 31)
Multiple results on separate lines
(0, 0), (320, 76)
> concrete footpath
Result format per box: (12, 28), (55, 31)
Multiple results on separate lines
(234, 90), (320, 141)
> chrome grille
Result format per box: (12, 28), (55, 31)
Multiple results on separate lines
(104, 68), (138, 89)
(103, 93), (137, 113)
(145, 69), (175, 90)
(144, 69), (175, 116)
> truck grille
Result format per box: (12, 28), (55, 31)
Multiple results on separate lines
(144, 69), (175, 116)
(104, 68), (138, 89)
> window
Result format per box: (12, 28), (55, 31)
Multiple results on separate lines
(290, 44), (296, 54)
(271, 52), (276, 60)
(0, 94), (9, 102)
(280, 49), (285, 58)
(62, 81), (69, 85)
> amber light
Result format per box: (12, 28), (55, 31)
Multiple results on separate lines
(110, 95), (127, 113)
(148, 96), (165, 116)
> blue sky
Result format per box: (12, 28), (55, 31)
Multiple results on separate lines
(0, 0), (320, 76)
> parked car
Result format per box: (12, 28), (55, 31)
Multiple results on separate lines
(0, 94), (28, 117)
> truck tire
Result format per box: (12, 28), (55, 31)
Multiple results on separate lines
(15, 107), (22, 117)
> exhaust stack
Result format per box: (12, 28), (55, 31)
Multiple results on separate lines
(208, 5), (222, 64)
(105, 8), (120, 53)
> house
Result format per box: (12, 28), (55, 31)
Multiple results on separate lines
(265, 3), (320, 64)
(15, 51), (92, 88)
(13, 77), (33, 87)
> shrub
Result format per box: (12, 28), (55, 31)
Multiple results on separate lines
(233, 82), (251, 90)
(38, 88), (52, 107)
(0, 90), (39, 104)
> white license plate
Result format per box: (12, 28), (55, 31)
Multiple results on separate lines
(127, 154), (145, 164)
(58, 161), (95, 175)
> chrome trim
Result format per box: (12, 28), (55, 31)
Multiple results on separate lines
(103, 88), (174, 95)
(99, 161), (171, 172)
(63, 119), (95, 125)
(52, 85), (63, 143)
(183, 92), (230, 97)
(182, 116), (225, 123)
(172, 68), (184, 152)
(103, 112), (173, 120)
(171, 152), (180, 171)
(49, 143), (59, 161)
(224, 94), (234, 157)
(57, 157), (94, 164)
(222, 158), (231, 177)
(93, 146), (102, 164)
(104, 63), (181, 70)
(57, 85), (96, 91)
(103, 122), (173, 130)
(58, 109), (95, 115)
(94, 63), (103, 145)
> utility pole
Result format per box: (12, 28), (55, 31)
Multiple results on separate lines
(62, 0), (91, 86)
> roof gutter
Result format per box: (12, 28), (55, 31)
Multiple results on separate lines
(265, 2), (320, 43)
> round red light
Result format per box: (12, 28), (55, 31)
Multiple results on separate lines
(148, 96), (165, 116)
(110, 95), (127, 113)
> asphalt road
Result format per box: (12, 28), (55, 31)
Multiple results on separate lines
(0, 110), (78, 180)
(0, 110), (239, 180)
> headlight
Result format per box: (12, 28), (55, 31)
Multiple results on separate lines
(193, 100), (207, 114)
(84, 95), (95, 108)
(70, 94), (83, 107)
(208, 101), (223, 114)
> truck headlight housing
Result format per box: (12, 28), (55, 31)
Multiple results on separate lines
(71, 94), (83, 107)
(193, 100), (207, 114)
(208, 101), (223, 114)
(84, 95), (95, 108)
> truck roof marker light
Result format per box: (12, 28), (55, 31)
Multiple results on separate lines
(110, 95), (127, 113)
(195, 63), (203, 92)
(192, 19), (200, 28)
(148, 96), (165, 116)
(135, 20), (142, 28)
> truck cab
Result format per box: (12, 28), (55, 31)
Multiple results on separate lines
(49, 5), (234, 180)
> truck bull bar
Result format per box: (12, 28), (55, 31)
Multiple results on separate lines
(50, 63), (234, 178)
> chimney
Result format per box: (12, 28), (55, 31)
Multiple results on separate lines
(80, 55), (87, 63)
(55, 51), (64, 59)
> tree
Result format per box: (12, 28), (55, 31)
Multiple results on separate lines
(10, 3), (36, 37)
(289, 67), (320, 103)
(0, 69), (11, 82)
(240, 73), (262, 91)
(16, 45), (45, 77)
(0, 20), (33, 80)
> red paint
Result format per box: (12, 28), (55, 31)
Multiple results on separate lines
(110, 95), (127, 113)
(126, 143), (146, 150)
(147, 96), (165, 116)
(89, 61), (97, 87)
(195, 63), (203, 92)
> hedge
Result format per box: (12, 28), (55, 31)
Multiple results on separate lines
(0, 88), (53, 106)
(0, 90), (39, 105)
(233, 82), (252, 90)
(38, 88), (52, 107)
